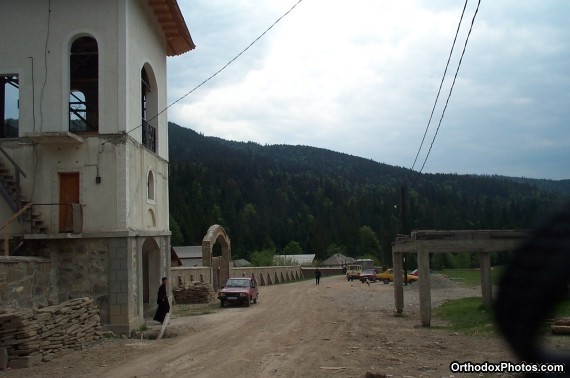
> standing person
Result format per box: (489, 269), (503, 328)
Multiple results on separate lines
(153, 277), (170, 324)
(314, 268), (322, 285)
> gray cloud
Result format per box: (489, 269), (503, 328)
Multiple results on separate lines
(168, 0), (570, 179)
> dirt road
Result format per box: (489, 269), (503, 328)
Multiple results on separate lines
(4, 275), (565, 377)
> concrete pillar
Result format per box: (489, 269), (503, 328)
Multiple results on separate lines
(393, 252), (403, 314)
(479, 252), (492, 309)
(418, 249), (431, 327)
(0, 347), (7, 370)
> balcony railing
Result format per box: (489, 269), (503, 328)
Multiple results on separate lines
(142, 119), (156, 152)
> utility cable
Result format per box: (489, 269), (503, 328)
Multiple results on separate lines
(39, 0), (51, 133)
(408, 0), (469, 176)
(124, 0), (305, 138)
(411, 0), (481, 187)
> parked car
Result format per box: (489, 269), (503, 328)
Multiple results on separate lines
(410, 269), (448, 278)
(218, 277), (259, 307)
(376, 269), (419, 284)
(359, 269), (378, 283)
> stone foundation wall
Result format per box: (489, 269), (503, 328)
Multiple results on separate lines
(46, 239), (111, 325)
(0, 256), (53, 308)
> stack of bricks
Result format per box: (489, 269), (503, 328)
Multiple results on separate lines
(0, 297), (102, 369)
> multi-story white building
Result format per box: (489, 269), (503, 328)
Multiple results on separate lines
(0, 0), (194, 334)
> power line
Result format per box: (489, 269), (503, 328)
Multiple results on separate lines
(409, 0), (469, 175)
(125, 0), (305, 138)
(410, 0), (482, 187)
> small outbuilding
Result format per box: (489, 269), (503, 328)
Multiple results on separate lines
(321, 253), (356, 267)
(172, 246), (203, 267)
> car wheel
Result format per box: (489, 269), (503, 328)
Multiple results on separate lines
(347, 276), (350, 281)
(220, 300), (225, 308)
(382, 279), (390, 284)
(245, 297), (251, 307)
(253, 296), (257, 304)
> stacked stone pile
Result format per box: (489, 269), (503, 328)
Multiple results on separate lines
(173, 281), (217, 304)
(0, 297), (102, 369)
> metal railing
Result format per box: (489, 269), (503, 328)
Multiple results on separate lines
(142, 119), (156, 152)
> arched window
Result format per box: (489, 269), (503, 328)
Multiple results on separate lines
(69, 36), (98, 132)
(141, 65), (158, 152)
(147, 170), (155, 201)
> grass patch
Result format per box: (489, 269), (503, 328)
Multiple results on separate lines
(173, 303), (220, 317)
(435, 297), (496, 336)
(441, 268), (504, 287)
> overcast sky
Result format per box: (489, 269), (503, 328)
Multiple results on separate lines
(167, 0), (570, 180)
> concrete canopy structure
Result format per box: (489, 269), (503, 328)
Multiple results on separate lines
(0, 0), (194, 334)
(392, 230), (528, 326)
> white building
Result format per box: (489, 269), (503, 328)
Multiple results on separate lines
(0, 0), (194, 334)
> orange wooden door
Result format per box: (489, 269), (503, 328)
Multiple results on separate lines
(59, 173), (80, 232)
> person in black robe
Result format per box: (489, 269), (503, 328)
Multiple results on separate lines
(314, 268), (322, 285)
(153, 276), (170, 324)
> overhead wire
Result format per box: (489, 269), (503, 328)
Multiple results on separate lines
(410, 0), (482, 188)
(124, 0), (305, 138)
(408, 0), (469, 175)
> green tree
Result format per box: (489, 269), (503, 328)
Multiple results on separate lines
(358, 226), (381, 261)
(283, 241), (303, 255)
(250, 248), (276, 267)
(431, 253), (452, 270)
(170, 215), (184, 246)
(326, 243), (347, 256)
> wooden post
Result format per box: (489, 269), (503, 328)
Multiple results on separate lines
(479, 252), (492, 309)
(393, 252), (403, 314)
(418, 248), (431, 326)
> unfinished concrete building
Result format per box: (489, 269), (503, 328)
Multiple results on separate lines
(0, 0), (195, 334)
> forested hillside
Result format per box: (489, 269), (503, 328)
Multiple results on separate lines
(168, 122), (569, 265)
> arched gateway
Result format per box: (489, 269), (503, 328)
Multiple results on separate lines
(202, 225), (231, 290)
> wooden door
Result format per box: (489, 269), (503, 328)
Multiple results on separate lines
(59, 173), (80, 232)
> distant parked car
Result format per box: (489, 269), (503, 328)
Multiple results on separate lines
(359, 269), (378, 283)
(218, 277), (259, 307)
(376, 269), (418, 284)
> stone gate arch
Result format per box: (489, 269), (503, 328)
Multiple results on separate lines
(202, 224), (231, 290)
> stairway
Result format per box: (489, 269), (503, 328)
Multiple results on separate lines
(0, 160), (48, 236)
